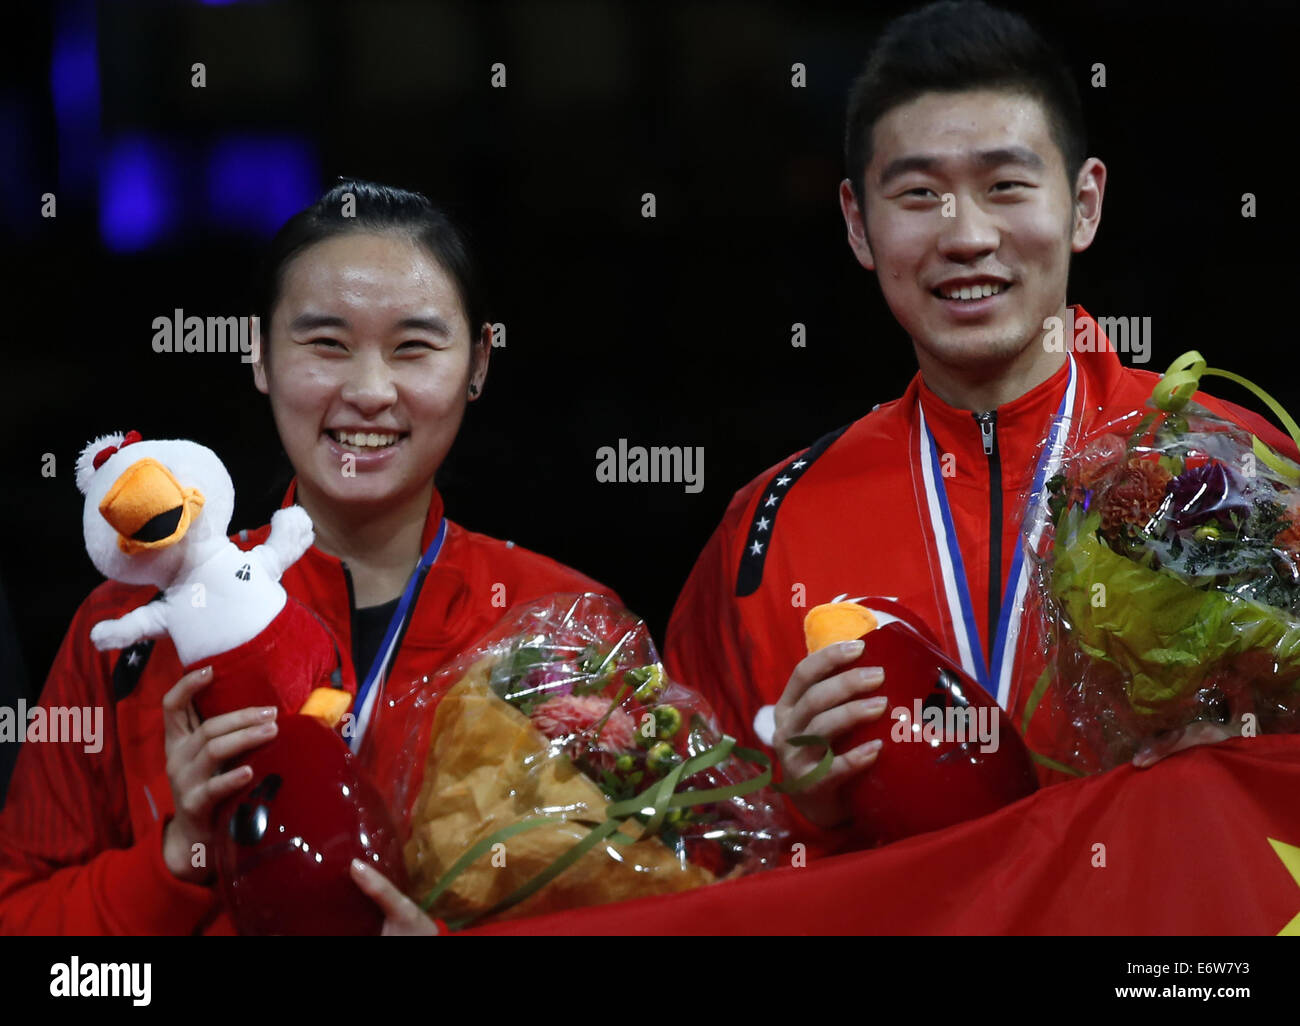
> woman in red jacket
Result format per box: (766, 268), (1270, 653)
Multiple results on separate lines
(0, 181), (615, 935)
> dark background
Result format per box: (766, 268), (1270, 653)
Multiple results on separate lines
(3, 0), (1298, 717)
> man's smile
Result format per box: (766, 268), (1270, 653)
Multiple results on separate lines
(929, 274), (1014, 302)
(929, 276), (1015, 321)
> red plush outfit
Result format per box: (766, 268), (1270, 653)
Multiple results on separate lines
(0, 486), (614, 934)
(664, 308), (1299, 854)
(186, 598), (340, 719)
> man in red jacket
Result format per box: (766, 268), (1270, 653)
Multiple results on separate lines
(0, 484), (613, 934)
(665, 1), (1294, 849)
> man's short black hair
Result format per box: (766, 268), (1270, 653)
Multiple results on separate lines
(845, 1), (1087, 200)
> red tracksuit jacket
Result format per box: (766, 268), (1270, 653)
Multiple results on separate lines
(664, 307), (1296, 848)
(0, 486), (613, 934)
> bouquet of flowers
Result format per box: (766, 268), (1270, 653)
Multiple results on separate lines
(1025, 352), (1300, 772)
(360, 593), (790, 929)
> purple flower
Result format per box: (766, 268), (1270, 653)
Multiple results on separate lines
(1165, 462), (1248, 530)
(520, 662), (580, 698)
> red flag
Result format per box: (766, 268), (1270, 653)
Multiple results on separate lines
(463, 735), (1300, 935)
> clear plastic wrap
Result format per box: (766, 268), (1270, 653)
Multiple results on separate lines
(1024, 377), (1300, 773)
(360, 593), (789, 928)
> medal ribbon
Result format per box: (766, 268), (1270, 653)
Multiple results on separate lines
(348, 517), (448, 751)
(917, 354), (1078, 706)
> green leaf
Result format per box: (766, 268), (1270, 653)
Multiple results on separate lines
(1052, 506), (1300, 713)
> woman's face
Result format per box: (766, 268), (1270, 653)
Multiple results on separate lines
(253, 231), (487, 514)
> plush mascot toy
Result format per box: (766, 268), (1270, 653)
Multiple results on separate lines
(78, 431), (406, 935)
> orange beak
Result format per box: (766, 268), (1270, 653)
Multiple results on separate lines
(98, 458), (205, 555)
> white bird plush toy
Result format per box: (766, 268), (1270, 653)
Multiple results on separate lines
(76, 430), (405, 936)
(78, 430), (348, 723)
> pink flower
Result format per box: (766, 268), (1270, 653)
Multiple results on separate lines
(1076, 433), (1128, 488)
(530, 695), (636, 751)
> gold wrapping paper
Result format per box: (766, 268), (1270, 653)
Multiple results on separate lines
(405, 657), (715, 924)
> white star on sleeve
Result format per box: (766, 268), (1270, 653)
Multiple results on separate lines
(792, 459), (807, 469)
(776, 475), (791, 487)
(756, 516), (770, 531)
(765, 494), (778, 507)
(750, 540), (764, 556)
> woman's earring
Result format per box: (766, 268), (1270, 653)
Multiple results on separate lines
(469, 384), (479, 397)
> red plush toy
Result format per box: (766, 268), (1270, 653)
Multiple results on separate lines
(78, 431), (406, 934)
(803, 598), (1038, 847)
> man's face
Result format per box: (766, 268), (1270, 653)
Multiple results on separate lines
(843, 89), (1097, 374)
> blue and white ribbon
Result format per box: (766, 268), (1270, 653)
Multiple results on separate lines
(916, 355), (1077, 707)
(349, 517), (448, 751)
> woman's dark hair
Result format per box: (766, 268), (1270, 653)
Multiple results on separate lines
(844, 1), (1086, 201)
(255, 179), (486, 358)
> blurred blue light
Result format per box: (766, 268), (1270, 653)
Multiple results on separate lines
(205, 136), (318, 235)
(51, 0), (101, 199)
(0, 100), (38, 236)
(100, 137), (181, 252)
(50, 15), (97, 122)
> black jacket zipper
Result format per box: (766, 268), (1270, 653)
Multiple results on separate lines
(973, 410), (1001, 660)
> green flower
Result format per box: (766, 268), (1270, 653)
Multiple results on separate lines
(651, 705), (682, 738)
(646, 741), (679, 775)
(625, 664), (667, 701)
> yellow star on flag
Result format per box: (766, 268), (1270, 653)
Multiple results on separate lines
(1268, 837), (1300, 936)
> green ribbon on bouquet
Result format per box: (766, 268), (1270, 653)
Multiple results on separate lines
(1151, 350), (1300, 485)
(422, 733), (832, 931)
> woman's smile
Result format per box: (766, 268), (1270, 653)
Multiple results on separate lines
(320, 428), (409, 470)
